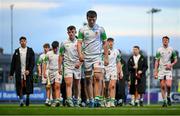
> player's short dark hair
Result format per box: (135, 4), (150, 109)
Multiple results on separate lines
(133, 45), (140, 50)
(107, 37), (114, 42)
(67, 25), (76, 31)
(19, 36), (26, 41)
(162, 36), (170, 41)
(51, 41), (59, 49)
(87, 10), (97, 18)
(43, 43), (50, 48)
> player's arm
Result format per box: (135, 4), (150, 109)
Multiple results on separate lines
(36, 56), (42, 77)
(101, 27), (108, 66)
(117, 61), (123, 80)
(43, 56), (48, 78)
(77, 29), (84, 62)
(171, 50), (178, 67)
(154, 51), (160, 79)
(139, 57), (148, 75)
(116, 51), (123, 79)
(59, 44), (64, 75)
(9, 50), (17, 80)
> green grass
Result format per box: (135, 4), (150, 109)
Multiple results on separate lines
(0, 104), (180, 115)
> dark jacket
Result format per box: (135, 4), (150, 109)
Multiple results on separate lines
(10, 47), (35, 96)
(128, 54), (148, 79)
(127, 54), (148, 94)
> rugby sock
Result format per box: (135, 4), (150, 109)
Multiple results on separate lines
(163, 99), (167, 103)
(95, 96), (99, 100)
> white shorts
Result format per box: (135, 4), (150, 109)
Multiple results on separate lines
(64, 67), (81, 79)
(158, 70), (172, 80)
(49, 69), (62, 84)
(84, 58), (104, 72)
(104, 69), (117, 81)
(42, 70), (49, 84)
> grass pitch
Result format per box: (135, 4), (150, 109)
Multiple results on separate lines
(0, 104), (180, 115)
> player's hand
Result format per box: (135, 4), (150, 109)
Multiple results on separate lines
(75, 63), (80, 69)
(133, 65), (137, 69)
(165, 64), (172, 70)
(79, 53), (84, 62)
(128, 81), (131, 88)
(138, 70), (142, 75)
(104, 57), (109, 66)
(25, 70), (29, 76)
(154, 70), (158, 79)
(58, 68), (62, 75)
(9, 76), (13, 80)
(43, 73), (47, 79)
(118, 72), (123, 80)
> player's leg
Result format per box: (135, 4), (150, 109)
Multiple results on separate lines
(94, 69), (103, 107)
(109, 79), (116, 107)
(44, 71), (51, 106)
(52, 71), (62, 107)
(166, 78), (172, 106)
(44, 86), (51, 106)
(74, 79), (81, 106)
(64, 68), (74, 107)
(73, 69), (81, 107)
(84, 71), (94, 107)
(160, 79), (167, 107)
(64, 77), (73, 107)
(129, 77), (135, 106)
(19, 79), (24, 107)
(134, 89), (140, 106)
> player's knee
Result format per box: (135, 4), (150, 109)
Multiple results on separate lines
(54, 83), (60, 89)
(85, 71), (92, 78)
(65, 81), (72, 87)
(166, 84), (171, 89)
(85, 78), (92, 86)
(161, 85), (165, 90)
(109, 84), (115, 89)
(94, 68), (103, 80)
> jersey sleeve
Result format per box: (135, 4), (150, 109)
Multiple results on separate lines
(100, 27), (107, 41)
(36, 55), (42, 66)
(172, 49), (177, 59)
(116, 50), (121, 63)
(78, 28), (84, 41)
(155, 49), (161, 60)
(59, 42), (65, 55)
(44, 54), (49, 64)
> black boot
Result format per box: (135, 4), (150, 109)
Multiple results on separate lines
(167, 97), (172, 106)
(139, 100), (143, 107)
(26, 95), (30, 106)
(162, 101), (167, 107)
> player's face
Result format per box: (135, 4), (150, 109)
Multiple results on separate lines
(108, 41), (114, 49)
(162, 38), (169, 47)
(44, 47), (49, 53)
(53, 47), (58, 53)
(133, 48), (140, 56)
(68, 29), (76, 40)
(87, 17), (97, 27)
(19, 39), (27, 48)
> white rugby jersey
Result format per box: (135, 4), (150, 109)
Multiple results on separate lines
(59, 38), (79, 69)
(105, 48), (121, 71)
(37, 53), (49, 70)
(156, 46), (177, 71)
(44, 50), (59, 70)
(78, 24), (107, 59)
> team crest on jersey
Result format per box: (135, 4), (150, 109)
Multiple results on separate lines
(65, 44), (69, 48)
